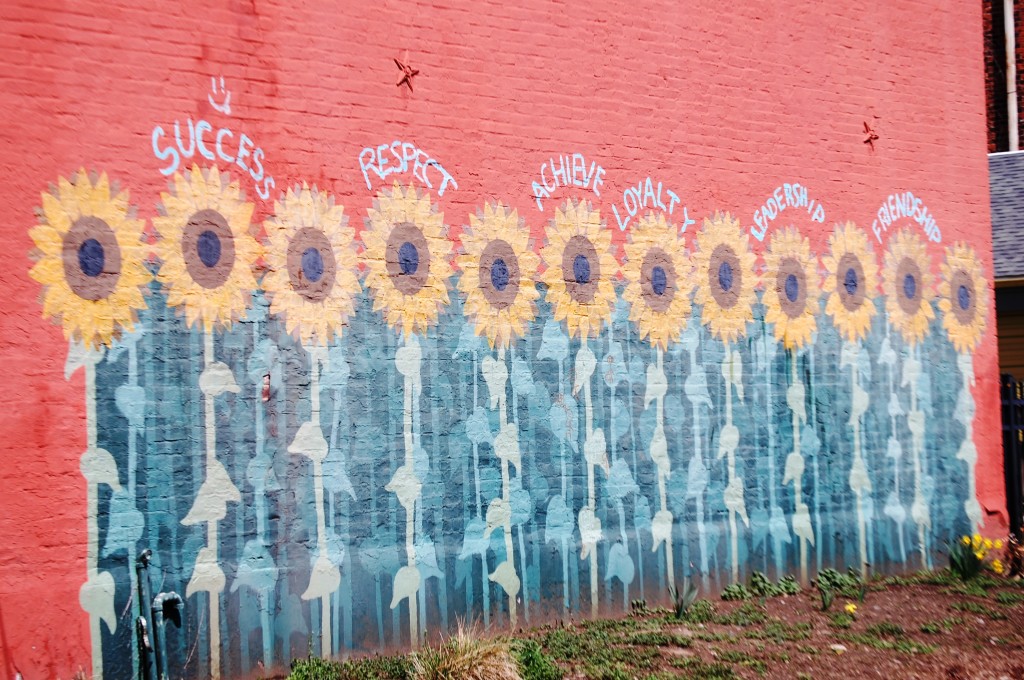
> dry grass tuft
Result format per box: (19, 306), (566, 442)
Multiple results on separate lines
(412, 621), (523, 680)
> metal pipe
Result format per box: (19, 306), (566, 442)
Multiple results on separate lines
(136, 550), (157, 680)
(1006, 0), (1019, 150)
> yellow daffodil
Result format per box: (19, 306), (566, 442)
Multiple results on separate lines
(844, 603), (857, 615)
(995, 539), (1004, 550)
(961, 535), (971, 546)
(993, 560), (1004, 574)
(985, 539), (993, 550)
(974, 551), (985, 561)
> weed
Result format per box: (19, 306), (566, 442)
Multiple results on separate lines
(288, 657), (342, 680)
(742, 620), (812, 643)
(625, 631), (692, 647)
(510, 640), (563, 680)
(918, 617), (962, 635)
(865, 621), (904, 638)
(669, 656), (740, 679)
(836, 632), (936, 654)
(713, 649), (767, 675)
(796, 645), (819, 656)
(669, 578), (701, 619)
(721, 583), (753, 601)
(748, 572), (800, 598)
(680, 599), (716, 623)
(630, 599), (648, 615)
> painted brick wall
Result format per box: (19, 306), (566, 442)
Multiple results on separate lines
(0, 1), (1001, 679)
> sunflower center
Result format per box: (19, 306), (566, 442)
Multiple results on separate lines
(78, 238), (105, 277)
(62, 216), (122, 301)
(958, 284), (970, 311)
(491, 257), (510, 291)
(287, 227), (337, 303)
(844, 267), (858, 295)
(573, 254), (591, 284)
(785, 273), (799, 302)
(302, 247), (324, 283)
(903, 273), (916, 300)
(718, 261), (734, 292)
(399, 241), (419, 275)
(651, 266), (667, 296)
(197, 230), (222, 268)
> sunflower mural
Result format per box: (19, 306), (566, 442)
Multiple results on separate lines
(822, 223), (878, 576)
(622, 212), (691, 592)
(457, 202), (538, 626)
(28, 169), (149, 680)
(761, 227), (818, 582)
(692, 212), (755, 583)
(539, 199), (615, 617)
(154, 165), (258, 679)
(362, 183), (452, 645)
(882, 228), (935, 568)
(263, 184), (359, 656)
(939, 243), (987, 532)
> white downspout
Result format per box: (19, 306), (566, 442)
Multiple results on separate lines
(1006, 0), (1019, 150)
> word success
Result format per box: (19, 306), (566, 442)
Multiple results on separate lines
(751, 182), (825, 241)
(358, 141), (457, 196)
(611, 177), (692, 232)
(532, 153), (605, 211)
(871, 191), (941, 243)
(152, 118), (276, 200)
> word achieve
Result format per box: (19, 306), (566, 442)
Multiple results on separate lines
(610, 177), (693, 232)
(359, 141), (457, 196)
(751, 182), (825, 241)
(152, 118), (276, 200)
(532, 153), (606, 211)
(871, 191), (940, 243)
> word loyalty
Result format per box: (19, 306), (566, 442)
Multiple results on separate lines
(532, 153), (605, 211)
(751, 182), (824, 241)
(611, 177), (692, 232)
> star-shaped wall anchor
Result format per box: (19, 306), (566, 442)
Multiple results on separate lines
(395, 55), (420, 93)
(863, 121), (879, 150)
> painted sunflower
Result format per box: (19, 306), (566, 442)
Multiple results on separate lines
(762, 227), (819, 350)
(539, 199), (617, 339)
(457, 202), (539, 349)
(822, 223), (878, 344)
(621, 212), (692, 350)
(362, 183), (452, 338)
(692, 212), (756, 344)
(263, 184), (359, 346)
(938, 242), (987, 354)
(28, 169), (149, 349)
(882, 228), (935, 347)
(153, 165), (259, 332)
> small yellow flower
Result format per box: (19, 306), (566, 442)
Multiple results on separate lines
(974, 551), (985, 561)
(993, 560), (1004, 574)
(961, 536), (971, 546)
(973, 534), (983, 548)
(995, 539), (1004, 550)
(985, 539), (993, 550)
(844, 603), (857, 615)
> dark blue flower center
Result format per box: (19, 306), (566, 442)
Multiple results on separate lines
(398, 241), (419, 275)
(573, 254), (591, 284)
(903, 273), (916, 299)
(957, 284), (970, 311)
(78, 238), (104, 277)
(651, 266), (668, 296)
(844, 267), (858, 295)
(490, 257), (510, 291)
(784, 273), (799, 302)
(197, 230), (222, 268)
(301, 247), (324, 283)
(718, 261), (734, 292)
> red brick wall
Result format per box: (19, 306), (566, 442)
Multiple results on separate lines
(0, 1), (1000, 678)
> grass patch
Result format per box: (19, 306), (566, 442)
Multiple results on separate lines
(865, 621), (904, 638)
(994, 590), (1024, 606)
(742, 620), (812, 644)
(828, 612), (854, 629)
(412, 624), (521, 680)
(713, 649), (767, 675)
(624, 631), (692, 647)
(678, 599), (716, 623)
(510, 640), (563, 680)
(919, 617), (963, 634)
(835, 632), (936, 655)
(950, 601), (1008, 620)
(288, 655), (414, 680)
(714, 602), (767, 627)
(669, 656), (740, 679)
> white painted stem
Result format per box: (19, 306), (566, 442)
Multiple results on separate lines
(84, 358), (103, 680)
(201, 330), (222, 680)
(790, 358), (807, 583)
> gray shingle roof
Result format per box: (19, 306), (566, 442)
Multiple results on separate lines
(989, 151), (1024, 279)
